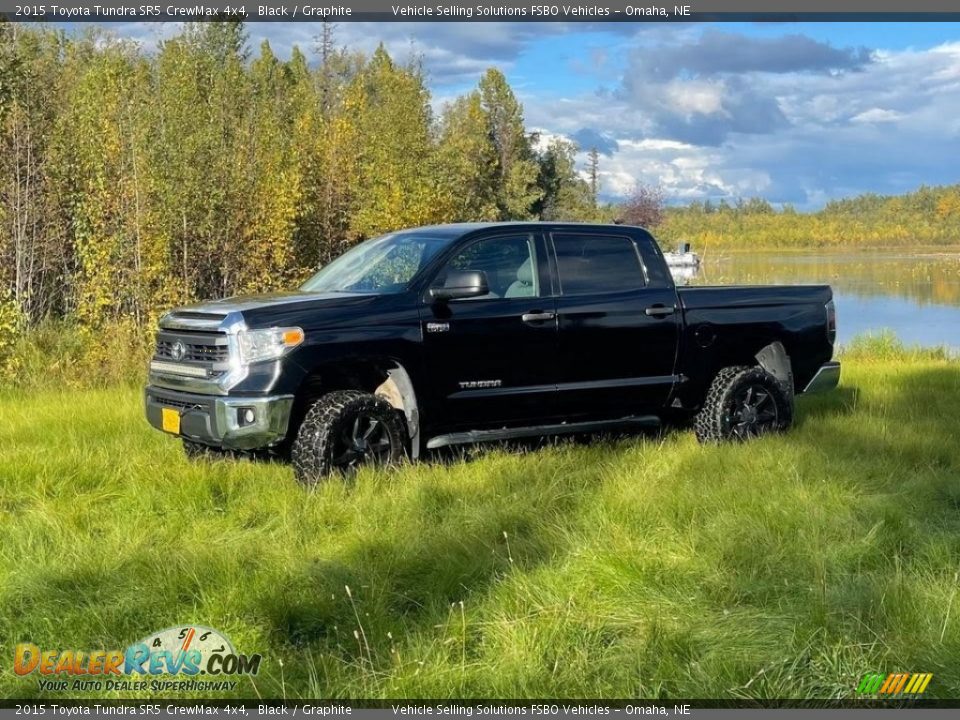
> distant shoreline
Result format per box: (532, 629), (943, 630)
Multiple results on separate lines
(654, 184), (960, 250)
(678, 245), (960, 254)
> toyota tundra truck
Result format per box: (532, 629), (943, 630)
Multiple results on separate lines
(144, 223), (840, 485)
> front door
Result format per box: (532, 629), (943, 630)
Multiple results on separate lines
(421, 232), (559, 431)
(550, 231), (681, 418)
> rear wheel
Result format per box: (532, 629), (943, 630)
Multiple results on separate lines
(694, 366), (793, 443)
(291, 390), (408, 486)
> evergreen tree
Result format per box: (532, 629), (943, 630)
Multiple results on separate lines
(478, 68), (542, 220)
(535, 138), (594, 221)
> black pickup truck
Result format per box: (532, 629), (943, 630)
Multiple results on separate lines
(144, 223), (840, 485)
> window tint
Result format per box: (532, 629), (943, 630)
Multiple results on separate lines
(438, 235), (538, 300)
(302, 232), (450, 294)
(552, 234), (644, 295)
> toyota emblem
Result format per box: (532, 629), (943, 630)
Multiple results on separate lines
(171, 340), (186, 362)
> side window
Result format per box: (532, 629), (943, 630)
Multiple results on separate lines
(552, 234), (645, 296)
(438, 235), (538, 300)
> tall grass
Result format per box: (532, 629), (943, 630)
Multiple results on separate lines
(839, 330), (954, 362)
(1, 349), (958, 700)
(1, 320), (151, 392)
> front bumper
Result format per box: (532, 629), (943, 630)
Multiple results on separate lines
(145, 386), (294, 450)
(802, 361), (841, 394)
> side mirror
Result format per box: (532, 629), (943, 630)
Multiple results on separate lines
(430, 270), (490, 301)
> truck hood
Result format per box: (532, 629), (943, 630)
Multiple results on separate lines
(165, 291), (391, 330)
(178, 291), (356, 314)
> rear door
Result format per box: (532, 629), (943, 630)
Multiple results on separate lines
(550, 230), (681, 418)
(421, 231), (559, 431)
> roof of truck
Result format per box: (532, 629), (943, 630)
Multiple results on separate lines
(402, 221), (644, 236)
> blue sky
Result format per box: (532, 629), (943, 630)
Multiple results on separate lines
(103, 21), (960, 207)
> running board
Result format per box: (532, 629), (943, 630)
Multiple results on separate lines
(425, 415), (661, 450)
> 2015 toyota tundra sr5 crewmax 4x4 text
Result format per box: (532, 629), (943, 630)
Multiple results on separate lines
(144, 223), (841, 485)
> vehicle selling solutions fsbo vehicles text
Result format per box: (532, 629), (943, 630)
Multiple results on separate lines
(390, 5), (605, 17)
(389, 5), (686, 16)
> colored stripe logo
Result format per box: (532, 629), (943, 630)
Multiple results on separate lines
(857, 672), (932, 696)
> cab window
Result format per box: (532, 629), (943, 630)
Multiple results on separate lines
(552, 234), (645, 295)
(436, 235), (539, 300)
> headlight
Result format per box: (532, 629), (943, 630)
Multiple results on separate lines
(237, 327), (304, 365)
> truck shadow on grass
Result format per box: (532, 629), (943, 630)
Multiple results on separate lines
(422, 382), (862, 468)
(255, 449), (604, 663)
(228, 385), (858, 472)
(793, 385), (860, 425)
(421, 427), (663, 467)
(247, 391), (864, 675)
(418, 385), (858, 469)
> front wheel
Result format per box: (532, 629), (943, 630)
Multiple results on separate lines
(291, 390), (408, 486)
(694, 366), (793, 443)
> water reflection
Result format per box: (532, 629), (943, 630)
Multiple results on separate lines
(670, 249), (960, 348)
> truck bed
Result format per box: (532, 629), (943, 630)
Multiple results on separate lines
(677, 284), (833, 310)
(675, 284), (835, 394)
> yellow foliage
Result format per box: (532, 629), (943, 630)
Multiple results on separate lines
(0, 289), (24, 382)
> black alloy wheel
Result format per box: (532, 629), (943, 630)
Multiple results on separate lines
(331, 412), (394, 470)
(694, 365), (794, 443)
(728, 383), (780, 439)
(292, 390), (408, 486)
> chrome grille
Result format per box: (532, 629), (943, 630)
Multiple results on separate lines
(155, 339), (228, 363)
(153, 328), (229, 370)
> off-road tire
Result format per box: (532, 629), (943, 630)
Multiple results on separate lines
(292, 390), (408, 486)
(182, 439), (233, 460)
(694, 365), (793, 443)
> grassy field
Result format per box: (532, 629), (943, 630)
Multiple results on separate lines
(1, 345), (959, 701)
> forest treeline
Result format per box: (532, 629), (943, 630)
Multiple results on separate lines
(658, 185), (960, 251)
(2, 20), (960, 385)
(0, 20), (607, 343)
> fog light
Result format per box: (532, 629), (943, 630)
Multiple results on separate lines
(237, 407), (256, 426)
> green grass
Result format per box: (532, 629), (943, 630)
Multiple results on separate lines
(1, 352), (959, 701)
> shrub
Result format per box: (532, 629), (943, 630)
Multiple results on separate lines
(838, 329), (952, 362)
(0, 318), (152, 391)
(0, 290), (25, 382)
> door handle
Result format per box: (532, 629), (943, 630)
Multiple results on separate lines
(645, 305), (676, 317)
(522, 311), (556, 323)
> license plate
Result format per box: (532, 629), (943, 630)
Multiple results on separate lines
(161, 408), (181, 435)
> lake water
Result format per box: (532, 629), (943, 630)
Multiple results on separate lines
(674, 250), (960, 350)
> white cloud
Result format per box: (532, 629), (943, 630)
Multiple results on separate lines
(663, 80), (726, 116)
(90, 22), (960, 208)
(850, 108), (904, 123)
(536, 36), (960, 207)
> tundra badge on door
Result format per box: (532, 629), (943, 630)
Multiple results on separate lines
(458, 380), (503, 389)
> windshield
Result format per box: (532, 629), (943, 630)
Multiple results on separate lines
(300, 232), (452, 294)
